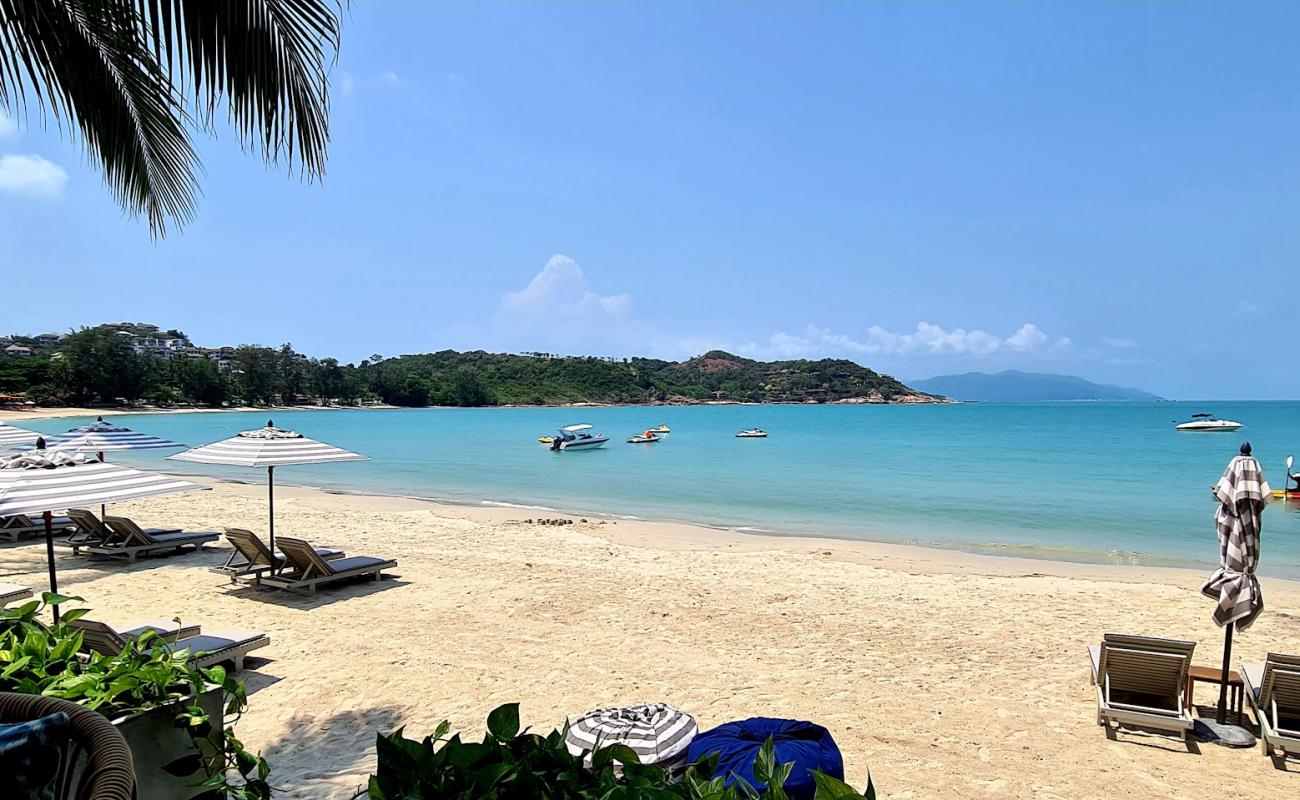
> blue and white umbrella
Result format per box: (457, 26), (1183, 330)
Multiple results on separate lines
(34, 417), (185, 454)
(0, 422), (40, 449)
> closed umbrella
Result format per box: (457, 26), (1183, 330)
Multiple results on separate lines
(1198, 442), (1270, 745)
(168, 420), (367, 558)
(0, 422), (40, 449)
(565, 704), (698, 766)
(0, 442), (208, 620)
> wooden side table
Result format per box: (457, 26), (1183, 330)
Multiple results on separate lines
(1185, 665), (1244, 724)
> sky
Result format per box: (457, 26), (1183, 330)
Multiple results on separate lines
(1, 1), (1297, 399)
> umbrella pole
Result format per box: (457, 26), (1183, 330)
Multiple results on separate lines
(268, 465), (276, 567)
(43, 510), (60, 623)
(1216, 622), (1234, 726)
(99, 451), (106, 521)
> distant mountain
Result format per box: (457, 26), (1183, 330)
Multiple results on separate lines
(910, 370), (1163, 402)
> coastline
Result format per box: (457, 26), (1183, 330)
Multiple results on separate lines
(3, 478), (1298, 798)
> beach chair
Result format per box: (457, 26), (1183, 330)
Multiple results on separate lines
(260, 536), (396, 594)
(59, 508), (179, 555)
(0, 513), (73, 543)
(1242, 653), (1300, 757)
(71, 619), (269, 671)
(212, 528), (345, 583)
(85, 516), (218, 563)
(0, 583), (32, 607)
(68, 617), (201, 649)
(1089, 633), (1196, 739)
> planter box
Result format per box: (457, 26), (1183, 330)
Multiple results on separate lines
(112, 684), (225, 800)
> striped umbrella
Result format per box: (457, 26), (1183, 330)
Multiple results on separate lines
(0, 422), (40, 449)
(168, 420), (367, 557)
(1199, 443), (1271, 738)
(0, 443), (208, 620)
(36, 417), (185, 453)
(565, 704), (698, 766)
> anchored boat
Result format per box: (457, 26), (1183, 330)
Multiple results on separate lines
(550, 424), (609, 451)
(627, 429), (661, 444)
(1174, 413), (1242, 432)
(735, 428), (768, 438)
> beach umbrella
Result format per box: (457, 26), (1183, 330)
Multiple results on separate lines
(34, 417), (185, 454)
(0, 422), (40, 449)
(167, 420), (367, 558)
(565, 704), (698, 766)
(0, 442), (208, 621)
(1198, 442), (1271, 744)
(25, 417), (186, 518)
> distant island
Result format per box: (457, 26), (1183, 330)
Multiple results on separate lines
(910, 370), (1163, 402)
(1, 324), (942, 408)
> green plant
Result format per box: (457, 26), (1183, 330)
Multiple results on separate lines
(0, 593), (271, 799)
(365, 703), (875, 800)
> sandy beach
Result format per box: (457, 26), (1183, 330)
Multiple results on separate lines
(3, 480), (1299, 799)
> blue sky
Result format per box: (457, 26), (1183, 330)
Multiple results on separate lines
(1, 2), (1297, 399)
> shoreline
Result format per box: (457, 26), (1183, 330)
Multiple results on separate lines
(198, 477), (1297, 589)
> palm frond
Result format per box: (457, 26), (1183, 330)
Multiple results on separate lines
(0, 0), (338, 234)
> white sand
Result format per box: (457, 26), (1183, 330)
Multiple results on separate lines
(3, 480), (1299, 799)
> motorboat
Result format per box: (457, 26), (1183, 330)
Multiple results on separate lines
(735, 428), (768, 438)
(627, 430), (661, 444)
(550, 424), (609, 451)
(1174, 413), (1243, 432)
(651, 424), (671, 434)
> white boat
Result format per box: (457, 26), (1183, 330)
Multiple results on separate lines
(550, 424), (609, 451)
(735, 428), (768, 438)
(651, 424), (671, 434)
(627, 430), (661, 444)
(1175, 413), (1243, 432)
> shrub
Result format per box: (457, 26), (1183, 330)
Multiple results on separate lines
(0, 593), (271, 799)
(366, 703), (875, 800)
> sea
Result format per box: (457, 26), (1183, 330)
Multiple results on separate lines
(18, 402), (1300, 578)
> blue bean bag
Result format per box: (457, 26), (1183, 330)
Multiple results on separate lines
(685, 718), (843, 800)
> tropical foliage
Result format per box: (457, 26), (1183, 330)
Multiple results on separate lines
(366, 703), (875, 800)
(0, 594), (271, 799)
(0, 0), (340, 233)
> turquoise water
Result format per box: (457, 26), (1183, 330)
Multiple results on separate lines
(19, 402), (1300, 577)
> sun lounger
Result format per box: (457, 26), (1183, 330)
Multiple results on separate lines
(1242, 653), (1300, 757)
(260, 536), (396, 594)
(0, 513), (73, 543)
(58, 508), (180, 555)
(84, 516), (218, 563)
(212, 527), (345, 583)
(1089, 633), (1196, 739)
(0, 583), (32, 606)
(69, 617), (201, 649)
(71, 619), (269, 671)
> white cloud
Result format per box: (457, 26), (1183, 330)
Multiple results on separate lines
(501, 255), (631, 319)
(0, 114), (15, 138)
(0, 154), (68, 197)
(744, 321), (1061, 361)
(1102, 337), (1138, 349)
(1235, 299), (1262, 318)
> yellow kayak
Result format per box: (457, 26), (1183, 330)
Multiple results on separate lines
(1272, 489), (1299, 500)
(538, 436), (555, 444)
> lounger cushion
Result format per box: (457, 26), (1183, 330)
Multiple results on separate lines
(170, 629), (268, 660)
(119, 620), (201, 641)
(0, 712), (69, 800)
(322, 556), (392, 573)
(686, 718), (843, 800)
(145, 531), (218, 544)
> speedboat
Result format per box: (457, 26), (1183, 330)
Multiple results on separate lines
(651, 424), (671, 434)
(735, 428), (768, 438)
(627, 430), (661, 444)
(1175, 413), (1243, 432)
(550, 424), (609, 451)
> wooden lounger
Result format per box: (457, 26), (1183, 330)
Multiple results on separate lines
(72, 619), (269, 672)
(1089, 633), (1196, 740)
(0, 513), (73, 543)
(58, 508), (180, 555)
(212, 527), (344, 583)
(69, 617), (201, 650)
(0, 583), (32, 607)
(1242, 653), (1300, 757)
(260, 536), (396, 594)
(85, 516), (219, 563)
